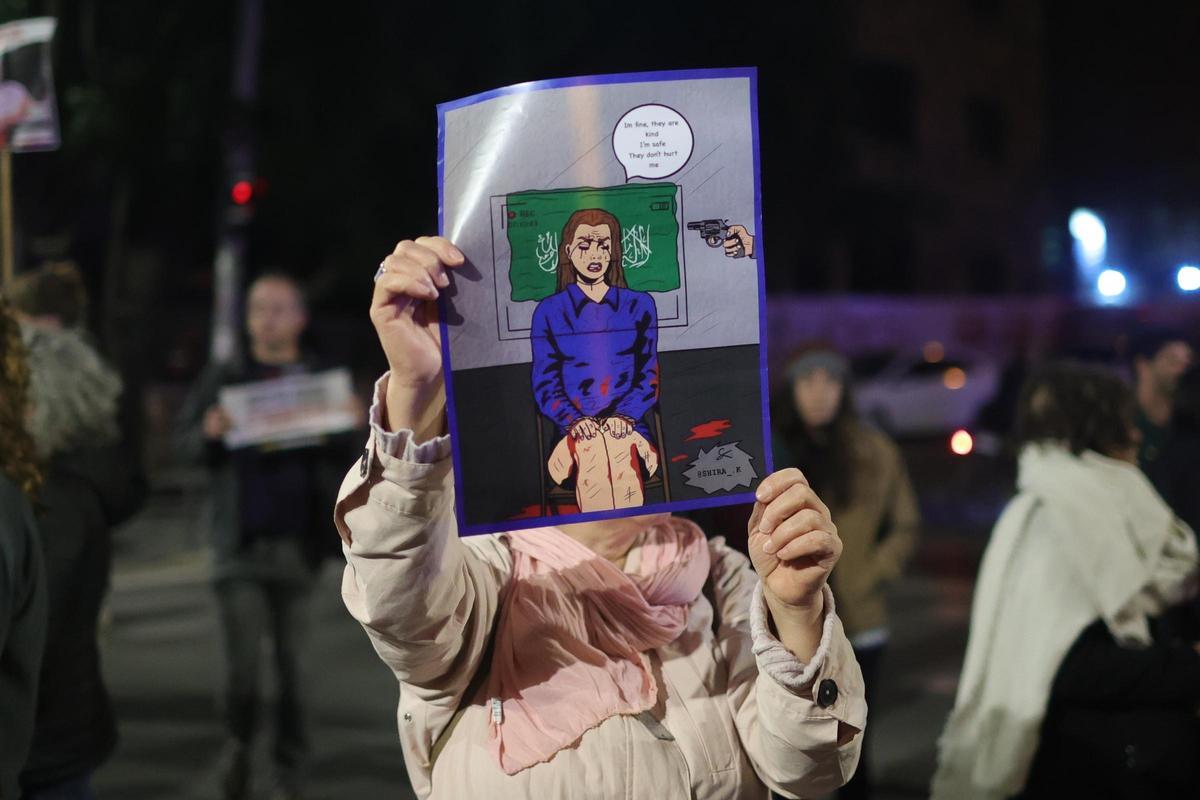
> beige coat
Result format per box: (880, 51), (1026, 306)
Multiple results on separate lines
(827, 424), (920, 637)
(335, 426), (866, 799)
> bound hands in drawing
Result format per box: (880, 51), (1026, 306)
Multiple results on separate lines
(568, 415), (636, 440)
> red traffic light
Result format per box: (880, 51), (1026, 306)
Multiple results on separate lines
(231, 180), (254, 206)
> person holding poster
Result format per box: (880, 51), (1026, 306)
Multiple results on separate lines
(336, 234), (866, 799)
(177, 273), (361, 800)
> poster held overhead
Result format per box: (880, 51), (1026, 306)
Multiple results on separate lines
(437, 68), (772, 535)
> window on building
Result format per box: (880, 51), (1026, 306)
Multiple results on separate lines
(964, 97), (1009, 164)
(968, 249), (1006, 293)
(850, 61), (917, 148)
(966, 0), (1004, 23)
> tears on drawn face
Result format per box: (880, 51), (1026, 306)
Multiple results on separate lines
(557, 208), (627, 293)
(567, 223), (612, 283)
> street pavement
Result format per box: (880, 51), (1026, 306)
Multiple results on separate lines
(94, 483), (413, 800)
(92, 448), (992, 800)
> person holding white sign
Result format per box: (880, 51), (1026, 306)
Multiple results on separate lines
(337, 236), (866, 799)
(176, 273), (362, 800)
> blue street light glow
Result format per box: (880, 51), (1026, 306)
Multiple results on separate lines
(1069, 208), (1107, 267)
(1177, 265), (1200, 292)
(1097, 269), (1127, 298)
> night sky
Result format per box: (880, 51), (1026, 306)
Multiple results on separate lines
(7, 1), (1200, 373)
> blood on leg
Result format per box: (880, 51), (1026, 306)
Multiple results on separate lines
(548, 436), (575, 485)
(548, 428), (659, 512)
(602, 428), (648, 509)
(570, 433), (616, 512)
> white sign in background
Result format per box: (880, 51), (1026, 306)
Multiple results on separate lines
(0, 17), (59, 152)
(219, 368), (357, 450)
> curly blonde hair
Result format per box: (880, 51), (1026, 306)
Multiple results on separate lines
(0, 292), (42, 501)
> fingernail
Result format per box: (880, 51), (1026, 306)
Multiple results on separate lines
(447, 245), (464, 261)
(761, 538), (776, 554)
(755, 488), (766, 502)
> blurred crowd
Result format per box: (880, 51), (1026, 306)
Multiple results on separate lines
(2, 259), (1200, 800)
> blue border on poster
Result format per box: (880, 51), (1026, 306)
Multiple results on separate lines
(436, 67), (772, 536)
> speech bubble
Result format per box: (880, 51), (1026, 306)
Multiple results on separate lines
(681, 441), (758, 494)
(612, 104), (693, 181)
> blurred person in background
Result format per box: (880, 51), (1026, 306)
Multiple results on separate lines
(1149, 365), (1200, 541)
(10, 259), (145, 468)
(0, 292), (47, 800)
(771, 346), (919, 800)
(177, 273), (360, 800)
(9, 264), (147, 800)
(933, 362), (1200, 800)
(338, 236), (866, 799)
(8, 260), (89, 333)
(1130, 328), (1193, 471)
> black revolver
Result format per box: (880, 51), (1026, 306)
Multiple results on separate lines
(687, 219), (744, 258)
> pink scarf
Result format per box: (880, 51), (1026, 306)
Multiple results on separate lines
(485, 518), (711, 774)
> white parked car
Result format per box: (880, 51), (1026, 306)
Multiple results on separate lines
(853, 350), (1000, 437)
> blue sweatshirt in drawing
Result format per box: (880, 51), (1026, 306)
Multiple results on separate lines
(530, 283), (659, 440)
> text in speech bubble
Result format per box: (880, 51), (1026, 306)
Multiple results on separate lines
(612, 104), (693, 181)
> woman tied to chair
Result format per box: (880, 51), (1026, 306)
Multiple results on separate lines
(531, 208), (661, 512)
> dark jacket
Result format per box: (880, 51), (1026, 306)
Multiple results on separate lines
(1021, 616), (1200, 800)
(0, 473), (46, 800)
(19, 444), (145, 791)
(176, 358), (359, 581)
(773, 423), (920, 636)
(1148, 429), (1200, 541)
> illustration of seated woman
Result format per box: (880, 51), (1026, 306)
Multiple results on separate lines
(530, 208), (661, 513)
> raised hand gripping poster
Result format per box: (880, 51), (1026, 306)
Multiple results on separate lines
(437, 68), (772, 535)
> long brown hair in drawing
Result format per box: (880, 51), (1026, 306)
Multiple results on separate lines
(556, 208), (628, 292)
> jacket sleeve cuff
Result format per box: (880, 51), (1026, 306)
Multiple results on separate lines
(750, 582), (837, 691)
(368, 372), (451, 465)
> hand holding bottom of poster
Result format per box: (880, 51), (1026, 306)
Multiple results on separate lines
(219, 368), (359, 449)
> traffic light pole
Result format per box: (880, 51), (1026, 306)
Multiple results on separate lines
(209, 0), (263, 364)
